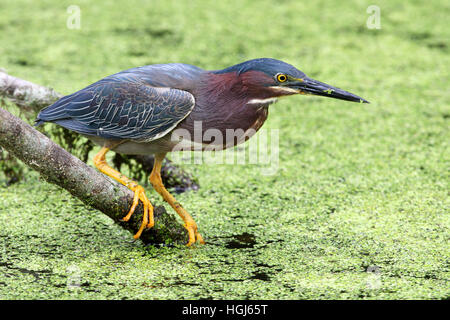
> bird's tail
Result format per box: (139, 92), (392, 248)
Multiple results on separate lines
(34, 93), (74, 127)
(34, 119), (45, 127)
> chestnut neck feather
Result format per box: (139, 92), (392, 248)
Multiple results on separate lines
(178, 71), (277, 138)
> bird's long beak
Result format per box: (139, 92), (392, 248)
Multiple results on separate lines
(288, 76), (369, 103)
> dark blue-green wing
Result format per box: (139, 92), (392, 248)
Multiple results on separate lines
(36, 79), (195, 141)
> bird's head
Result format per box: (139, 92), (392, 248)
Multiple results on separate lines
(215, 58), (369, 103)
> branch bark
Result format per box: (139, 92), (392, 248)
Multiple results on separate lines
(0, 69), (61, 114)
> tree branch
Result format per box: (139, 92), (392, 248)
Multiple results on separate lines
(0, 69), (61, 114)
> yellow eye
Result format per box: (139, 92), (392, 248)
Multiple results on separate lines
(277, 74), (287, 82)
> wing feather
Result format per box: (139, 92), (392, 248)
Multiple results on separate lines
(37, 79), (195, 142)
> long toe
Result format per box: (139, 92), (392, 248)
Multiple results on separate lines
(125, 184), (154, 239)
(185, 222), (205, 246)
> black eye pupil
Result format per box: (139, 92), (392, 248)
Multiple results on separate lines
(278, 75), (286, 81)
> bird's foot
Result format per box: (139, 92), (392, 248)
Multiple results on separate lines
(184, 220), (205, 246)
(150, 153), (205, 247)
(122, 183), (154, 239)
(93, 147), (154, 240)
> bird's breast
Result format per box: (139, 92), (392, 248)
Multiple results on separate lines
(172, 101), (269, 151)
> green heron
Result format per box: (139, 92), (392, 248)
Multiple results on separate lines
(36, 58), (368, 246)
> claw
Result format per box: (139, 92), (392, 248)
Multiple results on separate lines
(93, 147), (154, 240)
(126, 185), (153, 239)
(185, 222), (205, 246)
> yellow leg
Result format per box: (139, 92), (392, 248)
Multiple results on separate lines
(150, 153), (205, 246)
(93, 147), (154, 239)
